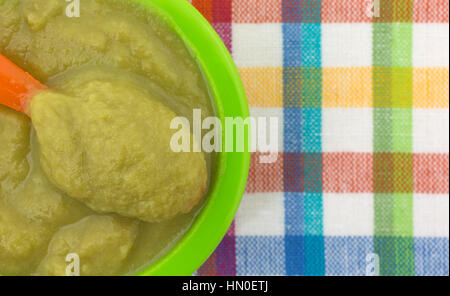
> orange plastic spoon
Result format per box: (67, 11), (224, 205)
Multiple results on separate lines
(0, 54), (47, 116)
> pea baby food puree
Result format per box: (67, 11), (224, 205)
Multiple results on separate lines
(0, 0), (215, 276)
(37, 215), (139, 276)
(31, 77), (207, 222)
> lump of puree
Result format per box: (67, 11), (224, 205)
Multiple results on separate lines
(0, 201), (52, 275)
(4, 127), (93, 226)
(5, 171), (93, 227)
(30, 79), (207, 222)
(0, 105), (30, 195)
(37, 215), (139, 276)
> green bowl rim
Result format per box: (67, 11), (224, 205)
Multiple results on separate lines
(136, 0), (250, 276)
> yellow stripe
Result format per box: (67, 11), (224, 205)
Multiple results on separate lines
(239, 66), (449, 109)
(413, 67), (449, 109)
(323, 67), (373, 108)
(239, 67), (283, 107)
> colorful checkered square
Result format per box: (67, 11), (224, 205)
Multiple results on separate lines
(191, 0), (449, 276)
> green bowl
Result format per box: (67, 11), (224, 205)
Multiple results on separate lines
(136, 0), (250, 276)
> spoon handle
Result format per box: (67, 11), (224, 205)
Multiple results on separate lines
(0, 54), (47, 115)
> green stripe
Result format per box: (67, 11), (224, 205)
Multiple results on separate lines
(373, 1), (414, 276)
(392, 2), (414, 276)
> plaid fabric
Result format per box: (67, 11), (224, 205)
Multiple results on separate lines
(189, 0), (449, 276)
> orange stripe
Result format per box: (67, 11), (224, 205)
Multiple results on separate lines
(192, 0), (213, 23)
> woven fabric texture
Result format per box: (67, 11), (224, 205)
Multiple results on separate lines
(188, 0), (449, 276)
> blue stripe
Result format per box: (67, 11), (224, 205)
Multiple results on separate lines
(236, 236), (286, 276)
(285, 193), (305, 235)
(283, 14), (324, 276)
(414, 237), (449, 276)
(285, 235), (306, 275)
(324, 236), (375, 276)
(283, 23), (303, 67)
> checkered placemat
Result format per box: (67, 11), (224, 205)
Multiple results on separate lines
(189, 0), (449, 276)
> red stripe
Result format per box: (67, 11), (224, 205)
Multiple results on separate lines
(414, 0), (450, 23)
(414, 154), (449, 194)
(232, 0), (282, 23)
(246, 152), (449, 194)
(321, 0), (373, 23)
(323, 153), (374, 193)
(246, 152), (284, 193)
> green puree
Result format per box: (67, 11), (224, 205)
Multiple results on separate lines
(0, 0), (214, 276)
